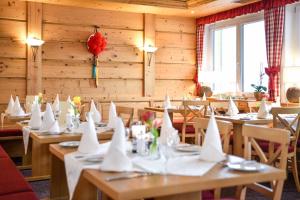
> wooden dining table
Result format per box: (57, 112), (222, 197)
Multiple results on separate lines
(49, 144), (285, 200)
(214, 113), (273, 156)
(17, 122), (113, 181)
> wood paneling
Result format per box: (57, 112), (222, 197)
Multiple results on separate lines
(0, 19), (26, 40)
(0, 40), (26, 58)
(156, 48), (196, 64)
(0, 78), (26, 103)
(155, 80), (194, 97)
(0, 1), (26, 21)
(155, 15), (196, 33)
(156, 63), (195, 80)
(42, 60), (143, 79)
(43, 4), (144, 30)
(42, 42), (143, 62)
(0, 58), (26, 78)
(43, 24), (144, 46)
(42, 79), (143, 98)
(156, 32), (195, 49)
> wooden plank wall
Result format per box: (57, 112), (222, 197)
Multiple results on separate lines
(0, 1), (196, 118)
(0, 1), (27, 112)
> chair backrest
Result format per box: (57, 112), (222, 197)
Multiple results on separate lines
(182, 100), (210, 121)
(116, 106), (134, 127)
(210, 101), (229, 115)
(242, 124), (290, 199)
(137, 109), (156, 123)
(193, 118), (233, 153)
(271, 107), (300, 154)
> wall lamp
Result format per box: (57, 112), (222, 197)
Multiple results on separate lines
(144, 45), (158, 66)
(26, 37), (44, 61)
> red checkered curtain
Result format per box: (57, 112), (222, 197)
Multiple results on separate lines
(264, 5), (285, 101)
(195, 24), (205, 95)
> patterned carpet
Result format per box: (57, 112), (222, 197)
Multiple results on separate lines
(21, 170), (300, 200)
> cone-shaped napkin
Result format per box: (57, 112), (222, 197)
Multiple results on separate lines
(5, 95), (15, 114)
(48, 120), (61, 134)
(12, 96), (25, 116)
(52, 94), (60, 113)
(107, 102), (117, 128)
(226, 97), (239, 116)
(199, 113), (225, 162)
(163, 94), (172, 109)
(159, 109), (176, 145)
(40, 103), (55, 131)
(101, 117), (132, 171)
(66, 96), (74, 115)
(202, 93), (207, 101)
(78, 113), (101, 154)
(257, 100), (269, 119)
(90, 99), (101, 123)
(29, 103), (42, 130)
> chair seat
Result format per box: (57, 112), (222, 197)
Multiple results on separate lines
(0, 192), (38, 200)
(0, 157), (33, 195)
(259, 140), (294, 153)
(173, 119), (195, 133)
(202, 190), (236, 200)
(0, 129), (22, 137)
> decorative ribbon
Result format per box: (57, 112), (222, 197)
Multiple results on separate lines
(193, 71), (201, 96)
(265, 66), (280, 100)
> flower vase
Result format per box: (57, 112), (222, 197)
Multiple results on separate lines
(148, 128), (160, 159)
(72, 115), (80, 129)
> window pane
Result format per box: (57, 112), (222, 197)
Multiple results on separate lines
(213, 26), (237, 93)
(243, 21), (268, 92)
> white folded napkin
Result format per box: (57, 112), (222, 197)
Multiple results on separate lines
(48, 120), (61, 134)
(159, 109), (178, 145)
(226, 97), (239, 116)
(58, 101), (68, 126)
(101, 117), (132, 172)
(40, 103), (55, 131)
(271, 96), (281, 107)
(52, 94), (60, 113)
(65, 142), (110, 199)
(67, 95), (72, 103)
(78, 113), (101, 154)
(90, 99), (101, 123)
(28, 103), (42, 130)
(5, 95), (14, 115)
(12, 96), (25, 116)
(199, 113), (225, 162)
(22, 126), (31, 155)
(257, 100), (269, 119)
(202, 93), (207, 101)
(107, 101), (117, 129)
(163, 95), (172, 109)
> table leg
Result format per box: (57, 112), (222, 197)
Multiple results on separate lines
(233, 124), (243, 157)
(73, 171), (98, 200)
(50, 154), (69, 200)
(31, 140), (51, 180)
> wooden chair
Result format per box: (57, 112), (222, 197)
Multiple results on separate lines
(116, 106), (134, 128)
(193, 117), (233, 154)
(210, 101), (229, 115)
(270, 107), (300, 192)
(181, 100), (210, 143)
(236, 124), (290, 199)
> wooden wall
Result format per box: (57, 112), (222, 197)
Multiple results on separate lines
(0, 1), (196, 118)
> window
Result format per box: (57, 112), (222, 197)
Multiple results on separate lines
(204, 13), (268, 94)
(243, 21), (268, 92)
(213, 26), (237, 93)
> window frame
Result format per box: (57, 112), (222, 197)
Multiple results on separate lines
(206, 12), (265, 93)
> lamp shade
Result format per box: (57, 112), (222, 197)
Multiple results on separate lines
(144, 45), (158, 53)
(26, 37), (44, 47)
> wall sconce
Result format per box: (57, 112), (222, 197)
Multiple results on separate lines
(144, 45), (158, 66)
(26, 37), (44, 61)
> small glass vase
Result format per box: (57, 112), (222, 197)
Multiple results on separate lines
(72, 115), (80, 129)
(148, 136), (160, 160)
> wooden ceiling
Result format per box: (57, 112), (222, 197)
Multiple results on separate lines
(24, 0), (260, 17)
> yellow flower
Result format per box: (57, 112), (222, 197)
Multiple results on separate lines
(73, 96), (81, 105)
(38, 92), (43, 98)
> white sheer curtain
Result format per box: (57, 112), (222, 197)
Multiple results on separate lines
(281, 3), (300, 101)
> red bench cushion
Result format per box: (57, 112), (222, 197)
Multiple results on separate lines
(0, 146), (8, 158)
(0, 158), (33, 195)
(259, 140), (294, 153)
(173, 119), (195, 133)
(0, 129), (22, 137)
(0, 192), (38, 200)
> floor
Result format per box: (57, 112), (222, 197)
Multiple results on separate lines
(21, 169), (300, 200)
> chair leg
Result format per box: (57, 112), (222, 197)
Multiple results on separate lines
(291, 155), (300, 192)
(235, 186), (246, 200)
